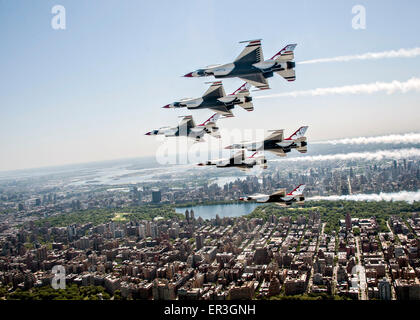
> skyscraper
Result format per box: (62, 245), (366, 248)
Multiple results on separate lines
(152, 189), (161, 203)
(378, 278), (391, 300)
(138, 225), (146, 239)
(196, 234), (204, 250)
(345, 212), (352, 231)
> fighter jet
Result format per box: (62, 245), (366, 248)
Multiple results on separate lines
(145, 114), (222, 142)
(225, 126), (308, 157)
(197, 151), (267, 171)
(184, 39), (297, 90)
(163, 82), (253, 117)
(239, 184), (306, 206)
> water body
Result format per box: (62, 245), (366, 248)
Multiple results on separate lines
(176, 202), (260, 220)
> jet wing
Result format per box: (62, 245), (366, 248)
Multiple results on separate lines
(202, 81), (226, 100)
(268, 188), (287, 203)
(276, 203), (290, 207)
(200, 151), (244, 167)
(231, 150), (246, 164)
(264, 130), (284, 142)
(250, 194), (270, 203)
(267, 148), (287, 157)
(271, 188), (286, 198)
(163, 128), (178, 137)
(235, 40), (264, 64)
(178, 115), (196, 129)
(208, 106), (234, 117)
(225, 140), (263, 151)
(199, 157), (227, 166)
(239, 74), (270, 90)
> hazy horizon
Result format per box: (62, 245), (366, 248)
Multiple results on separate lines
(1, 130), (419, 175)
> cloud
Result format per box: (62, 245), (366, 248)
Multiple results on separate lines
(314, 133), (420, 145)
(256, 78), (420, 99)
(271, 148), (420, 162)
(298, 47), (420, 65)
(308, 190), (420, 204)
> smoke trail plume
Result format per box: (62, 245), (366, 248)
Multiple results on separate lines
(256, 78), (420, 99)
(315, 133), (420, 145)
(271, 148), (420, 162)
(308, 190), (420, 204)
(298, 47), (420, 65)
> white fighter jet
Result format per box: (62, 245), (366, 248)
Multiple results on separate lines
(239, 184), (306, 206)
(163, 82), (253, 117)
(225, 126), (308, 157)
(145, 114), (222, 142)
(184, 39), (297, 90)
(197, 151), (267, 171)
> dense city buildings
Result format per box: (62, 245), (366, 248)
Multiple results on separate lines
(0, 157), (419, 300)
(1, 200), (420, 300)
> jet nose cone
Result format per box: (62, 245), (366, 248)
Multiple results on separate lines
(145, 132), (152, 136)
(183, 72), (194, 77)
(162, 104), (171, 109)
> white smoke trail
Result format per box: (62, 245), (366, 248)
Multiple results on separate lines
(308, 190), (420, 204)
(256, 77), (420, 99)
(315, 133), (420, 145)
(298, 47), (420, 65)
(270, 148), (420, 162)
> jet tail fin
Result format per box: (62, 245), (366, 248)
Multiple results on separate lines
(230, 82), (254, 111)
(199, 113), (221, 127)
(199, 113), (222, 139)
(287, 184), (306, 196)
(286, 126), (308, 140)
(273, 44), (297, 81)
(271, 44), (297, 61)
(230, 82), (251, 96)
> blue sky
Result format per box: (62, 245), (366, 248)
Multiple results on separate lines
(0, 0), (419, 171)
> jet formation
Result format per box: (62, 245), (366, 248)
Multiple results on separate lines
(146, 39), (309, 206)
